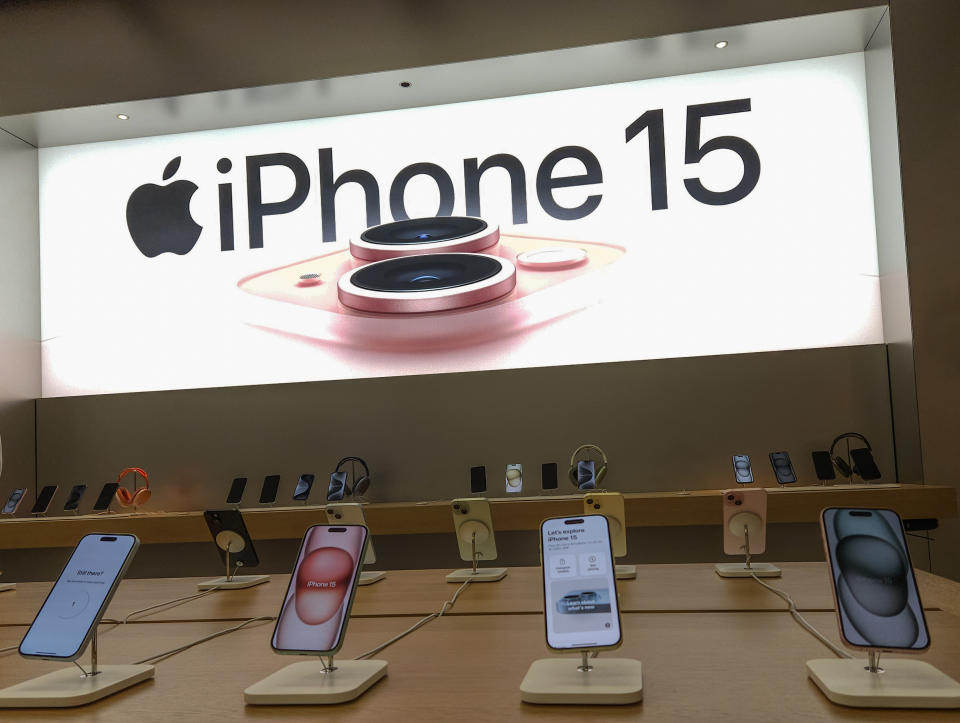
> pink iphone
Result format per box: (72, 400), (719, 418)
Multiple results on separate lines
(721, 487), (767, 555)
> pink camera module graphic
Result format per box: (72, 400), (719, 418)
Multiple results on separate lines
(237, 216), (626, 349)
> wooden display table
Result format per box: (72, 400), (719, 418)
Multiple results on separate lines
(0, 484), (953, 550)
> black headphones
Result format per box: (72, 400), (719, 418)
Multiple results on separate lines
(829, 433), (871, 478)
(332, 456), (371, 498)
(568, 444), (608, 488)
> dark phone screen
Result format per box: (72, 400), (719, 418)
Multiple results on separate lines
(849, 448), (881, 481)
(470, 466), (487, 493)
(823, 508), (929, 650)
(31, 486), (58, 514)
(541, 462), (559, 490)
(811, 451), (836, 481)
(64, 485), (87, 510)
(226, 477), (247, 504)
(769, 452), (797, 484)
(92, 483), (119, 511)
(293, 474), (315, 501)
(259, 475), (281, 504)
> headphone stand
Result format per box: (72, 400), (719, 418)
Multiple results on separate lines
(0, 624), (154, 707)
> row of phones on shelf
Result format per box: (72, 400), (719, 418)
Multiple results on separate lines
(731, 447), (881, 486)
(470, 463), (559, 494)
(13, 502), (930, 670)
(1, 483), (117, 516)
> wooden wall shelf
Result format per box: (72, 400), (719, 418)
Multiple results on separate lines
(0, 484), (954, 551)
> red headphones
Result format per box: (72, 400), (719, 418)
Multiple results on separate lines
(115, 467), (151, 508)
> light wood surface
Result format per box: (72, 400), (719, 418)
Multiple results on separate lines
(1, 563), (956, 626)
(0, 484), (954, 550)
(2, 612), (960, 721)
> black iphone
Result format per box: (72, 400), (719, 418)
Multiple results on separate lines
(470, 465), (487, 494)
(293, 473), (315, 502)
(31, 485), (58, 514)
(769, 452), (797, 484)
(259, 475), (281, 504)
(849, 448), (881, 481)
(203, 509), (260, 569)
(541, 462), (559, 490)
(811, 451), (836, 481)
(92, 482), (119, 511)
(731, 454), (753, 484)
(63, 484), (87, 511)
(226, 477), (247, 505)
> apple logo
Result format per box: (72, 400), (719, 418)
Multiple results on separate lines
(126, 156), (202, 257)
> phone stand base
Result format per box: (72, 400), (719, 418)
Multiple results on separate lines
(358, 570), (386, 585)
(0, 582), (15, 592)
(197, 574), (271, 590)
(446, 567), (507, 583)
(807, 658), (960, 708)
(714, 562), (781, 578)
(614, 564), (637, 580)
(244, 660), (387, 705)
(0, 665), (155, 708)
(520, 658), (642, 705)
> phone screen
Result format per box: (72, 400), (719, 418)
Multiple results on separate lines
(541, 515), (621, 651)
(92, 482), (119, 511)
(769, 452), (797, 484)
(327, 471), (348, 501)
(541, 462), (558, 490)
(470, 466), (487, 494)
(293, 474), (315, 501)
(20, 534), (138, 659)
(226, 477), (247, 504)
(576, 460), (596, 490)
(849, 448), (882, 481)
(31, 485), (58, 514)
(3, 488), (26, 514)
(822, 508), (929, 651)
(505, 464), (523, 494)
(64, 484), (87, 511)
(811, 451), (836, 481)
(260, 475), (280, 504)
(732, 455), (753, 484)
(271, 525), (367, 655)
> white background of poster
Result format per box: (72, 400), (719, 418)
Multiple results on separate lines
(39, 53), (880, 397)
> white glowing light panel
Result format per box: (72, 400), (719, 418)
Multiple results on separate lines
(40, 54), (881, 397)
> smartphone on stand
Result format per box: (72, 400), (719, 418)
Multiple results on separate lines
(63, 484), (87, 512)
(293, 474), (315, 502)
(505, 464), (523, 494)
(470, 466), (487, 494)
(203, 509), (260, 569)
(31, 485), (58, 515)
(849, 448), (882, 481)
(821, 508), (929, 652)
(91, 483), (119, 512)
(721, 487), (767, 555)
(259, 475), (281, 505)
(451, 498), (498, 562)
(732, 455), (754, 484)
(540, 514), (622, 652)
(19, 534), (140, 660)
(271, 524), (369, 655)
(226, 477), (247, 505)
(769, 452), (797, 485)
(811, 451), (836, 483)
(2, 488), (27, 516)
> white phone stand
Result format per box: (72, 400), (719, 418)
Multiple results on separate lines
(446, 522), (507, 583)
(0, 628), (154, 708)
(714, 513), (781, 578)
(0, 583), (14, 592)
(807, 651), (960, 708)
(197, 531), (270, 590)
(520, 650), (642, 705)
(244, 655), (387, 705)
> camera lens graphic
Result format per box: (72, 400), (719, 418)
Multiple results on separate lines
(350, 216), (499, 261)
(338, 253), (517, 314)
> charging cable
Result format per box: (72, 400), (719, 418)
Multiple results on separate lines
(353, 578), (473, 660)
(132, 616), (275, 666)
(750, 573), (851, 658)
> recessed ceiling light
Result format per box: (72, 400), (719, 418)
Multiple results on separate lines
(116, 113), (130, 120)
(714, 40), (728, 49)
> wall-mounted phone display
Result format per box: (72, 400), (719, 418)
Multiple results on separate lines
(505, 464), (523, 494)
(259, 475), (281, 504)
(19, 534), (139, 660)
(540, 514), (622, 652)
(731, 455), (753, 484)
(271, 524), (368, 656)
(63, 484), (87, 511)
(293, 474), (315, 502)
(821, 508), (929, 651)
(2, 488), (26, 515)
(91, 482), (119, 512)
(30, 485), (58, 515)
(226, 477), (247, 505)
(769, 451), (797, 484)
(470, 466), (487, 494)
